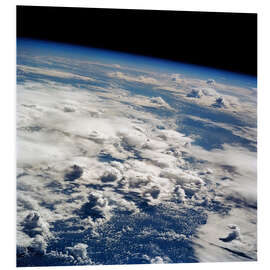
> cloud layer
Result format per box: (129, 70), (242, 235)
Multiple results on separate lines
(16, 52), (257, 265)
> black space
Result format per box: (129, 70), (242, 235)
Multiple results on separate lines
(17, 6), (257, 76)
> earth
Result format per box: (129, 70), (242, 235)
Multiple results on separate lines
(16, 39), (257, 266)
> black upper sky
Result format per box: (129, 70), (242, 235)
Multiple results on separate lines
(17, 6), (257, 76)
